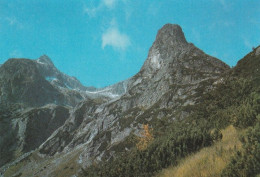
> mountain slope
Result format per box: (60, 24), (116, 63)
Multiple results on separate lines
(157, 125), (241, 177)
(35, 55), (129, 99)
(157, 45), (260, 177)
(39, 24), (229, 159)
(0, 24), (232, 177)
(82, 46), (260, 177)
(0, 103), (70, 167)
(35, 55), (88, 91)
(0, 55), (128, 108)
(0, 57), (87, 107)
(0, 59), (64, 107)
(0, 56), (127, 170)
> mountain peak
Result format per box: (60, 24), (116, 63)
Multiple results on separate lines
(37, 55), (54, 66)
(140, 24), (229, 76)
(155, 24), (187, 45)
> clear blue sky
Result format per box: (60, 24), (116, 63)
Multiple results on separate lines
(0, 0), (259, 87)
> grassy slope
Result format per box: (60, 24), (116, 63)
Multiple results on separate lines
(3, 46), (258, 177)
(81, 47), (259, 177)
(157, 125), (241, 177)
(157, 46), (260, 177)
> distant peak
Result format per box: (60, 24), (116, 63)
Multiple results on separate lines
(155, 24), (187, 45)
(37, 55), (54, 66)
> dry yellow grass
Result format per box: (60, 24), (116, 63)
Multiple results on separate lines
(157, 125), (242, 177)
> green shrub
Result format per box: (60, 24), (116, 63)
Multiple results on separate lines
(221, 115), (260, 177)
(81, 121), (214, 177)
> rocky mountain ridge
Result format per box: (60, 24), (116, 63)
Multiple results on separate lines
(0, 55), (127, 169)
(0, 55), (128, 107)
(0, 24), (232, 177)
(35, 55), (129, 100)
(35, 55), (88, 91)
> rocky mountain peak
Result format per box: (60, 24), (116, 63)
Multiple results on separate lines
(140, 24), (189, 73)
(37, 55), (54, 66)
(140, 24), (228, 75)
(155, 24), (188, 47)
(0, 24), (236, 176)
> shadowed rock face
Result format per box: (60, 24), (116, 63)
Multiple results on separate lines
(0, 57), (89, 168)
(0, 57), (92, 107)
(35, 24), (230, 174)
(0, 104), (70, 167)
(0, 59), (64, 107)
(0, 56), (128, 168)
(0, 56), (128, 107)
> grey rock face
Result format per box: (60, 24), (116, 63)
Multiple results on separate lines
(0, 56), (127, 170)
(125, 24), (229, 108)
(85, 80), (128, 99)
(0, 103), (70, 167)
(0, 59), (64, 107)
(0, 56), (127, 108)
(31, 24), (230, 175)
(35, 55), (87, 91)
(35, 55), (128, 100)
(256, 46), (260, 56)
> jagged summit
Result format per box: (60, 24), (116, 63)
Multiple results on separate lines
(140, 24), (229, 75)
(155, 24), (188, 46)
(37, 55), (54, 66)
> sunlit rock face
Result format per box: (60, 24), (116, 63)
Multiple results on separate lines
(126, 24), (229, 108)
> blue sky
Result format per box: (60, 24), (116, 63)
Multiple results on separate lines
(0, 0), (259, 87)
